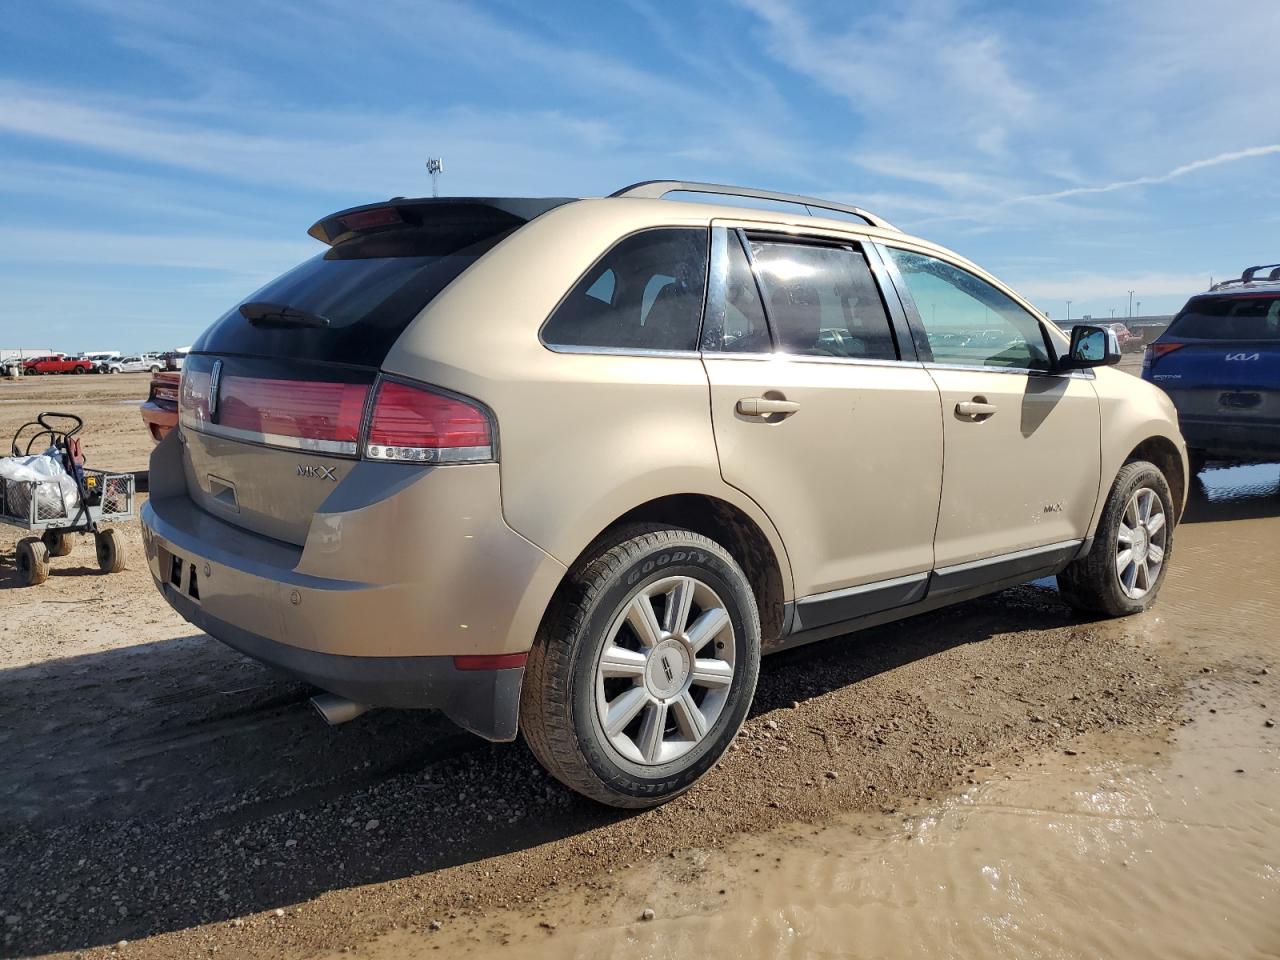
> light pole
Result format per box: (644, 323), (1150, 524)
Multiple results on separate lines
(426, 157), (445, 198)
(1136, 300), (1142, 318)
(1110, 308), (1115, 319)
(1066, 300), (1072, 323)
(1127, 290), (1134, 318)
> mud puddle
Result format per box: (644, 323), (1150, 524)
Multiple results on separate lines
(346, 679), (1279, 960)
(334, 464), (1280, 960)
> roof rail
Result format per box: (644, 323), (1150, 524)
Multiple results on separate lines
(609, 180), (898, 231)
(1210, 263), (1280, 291)
(1242, 263), (1280, 283)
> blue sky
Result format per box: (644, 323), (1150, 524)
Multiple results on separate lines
(2, 0), (1278, 352)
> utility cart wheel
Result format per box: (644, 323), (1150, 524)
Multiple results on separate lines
(17, 538), (50, 586)
(41, 529), (74, 557)
(95, 528), (126, 574)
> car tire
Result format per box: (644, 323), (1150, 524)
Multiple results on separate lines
(95, 528), (126, 574)
(149, 365), (160, 373)
(41, 529), (73, 557)
(521, 524), (761, 809)
(17, 538), (50, 586)
(1058, 460), (1174, 618)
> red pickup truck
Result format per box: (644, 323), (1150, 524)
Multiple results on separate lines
(23, 354), (95, 375)
(140, 369), (180, 442)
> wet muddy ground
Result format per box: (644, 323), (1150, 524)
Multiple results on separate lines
(0, 373), (1277, 959)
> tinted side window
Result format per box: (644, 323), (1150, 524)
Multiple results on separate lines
(542, 228), (708, 352)
(749, 240), (897, 360)
(885, 248), (1051, 371)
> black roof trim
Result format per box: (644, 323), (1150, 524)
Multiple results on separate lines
(308, 197), (577, 247)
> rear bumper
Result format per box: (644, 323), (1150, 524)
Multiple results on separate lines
(159, 586), (523, 740)
(1179, 416), (1280, 460)
(140, 432), (566, 738)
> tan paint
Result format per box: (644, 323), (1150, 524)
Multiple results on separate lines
(704, 353), (943, 594)
(145, 439), (565, 657)
(149, 192), (1185, 672)
(926, 367), (1102, 566)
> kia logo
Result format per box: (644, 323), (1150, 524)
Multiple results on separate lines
(1226, 352), (1260, 361)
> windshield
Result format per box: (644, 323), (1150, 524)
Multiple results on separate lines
(1168, 294), (1280, 340)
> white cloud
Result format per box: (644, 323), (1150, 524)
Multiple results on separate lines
(1011, 145), (1280, 204)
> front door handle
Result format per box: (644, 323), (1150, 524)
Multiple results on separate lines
(737, 397), (800, 418)
(955, 398), (997, 420)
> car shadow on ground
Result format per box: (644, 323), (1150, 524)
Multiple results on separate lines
(0, 578), (1085, 955)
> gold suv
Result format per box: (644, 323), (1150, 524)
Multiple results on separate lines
(141, 181), (1187, 807)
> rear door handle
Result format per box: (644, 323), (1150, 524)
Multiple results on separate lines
(737, 397), (800, 417)
(955, 399), (997, 420)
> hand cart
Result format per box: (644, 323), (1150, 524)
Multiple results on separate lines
(1, 412), (135, 586)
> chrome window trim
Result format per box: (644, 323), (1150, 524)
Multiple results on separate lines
(702, 351), (927, 370)
(921, 360), (1094, 379)
(540, 343), (702, 359)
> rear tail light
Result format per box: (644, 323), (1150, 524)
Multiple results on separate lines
(1143, 341), (1185, 373)
(365, 380), (493, 463)
(181, 356), (495, 464)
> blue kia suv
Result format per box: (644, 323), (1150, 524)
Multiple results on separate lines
(1142, 264), (1280, 474)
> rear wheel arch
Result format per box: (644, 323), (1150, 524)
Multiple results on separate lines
(555, 494), (789, 645)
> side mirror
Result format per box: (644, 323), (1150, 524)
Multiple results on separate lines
(1063, 324), (1120, 369)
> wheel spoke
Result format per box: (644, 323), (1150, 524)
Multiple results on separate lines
(636, 701), (668, 763)
(1147, 542), (1165, 565)
(1116, 548), (1133, 574)
(1124, 499), (1140, 529)
(1138, 490), (1153, 524)
(671, 691), (708, 741)
(1146, 511), (1166, 537)
(690, 658), (734, 688)
(685, 607), (730, 654)
(1122, 561), (1138, 592)
(1117, 523), (1135, 547)
(599, 645), (647, 678)
(626, 594), (664, 648)
(663, 577), (695, 636)
(1136, 560), (1150, 592)
(604, 686), (651, 736)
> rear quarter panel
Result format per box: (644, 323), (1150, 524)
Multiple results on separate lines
(380, 199), (796, 601)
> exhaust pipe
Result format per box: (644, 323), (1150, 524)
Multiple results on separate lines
(310, 692), (370, 726)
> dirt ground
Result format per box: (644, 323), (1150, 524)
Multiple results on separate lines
(0, 367), (1276, 960)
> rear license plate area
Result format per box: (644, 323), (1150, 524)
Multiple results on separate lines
(1220, 391), (1261, 410)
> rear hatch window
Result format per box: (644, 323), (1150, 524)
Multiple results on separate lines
(1167, 294), (1280, 341)
(175, 197), (571, 543)
(192, 213), (530, 366)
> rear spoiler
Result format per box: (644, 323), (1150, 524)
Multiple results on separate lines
(307, 197), (577, 247)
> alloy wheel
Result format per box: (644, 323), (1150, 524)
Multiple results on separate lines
(1116, 486), (1167, 600)
(594, 575), (736, 765)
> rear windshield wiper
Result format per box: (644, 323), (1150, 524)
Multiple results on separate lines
(239, 301), (332, 329)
